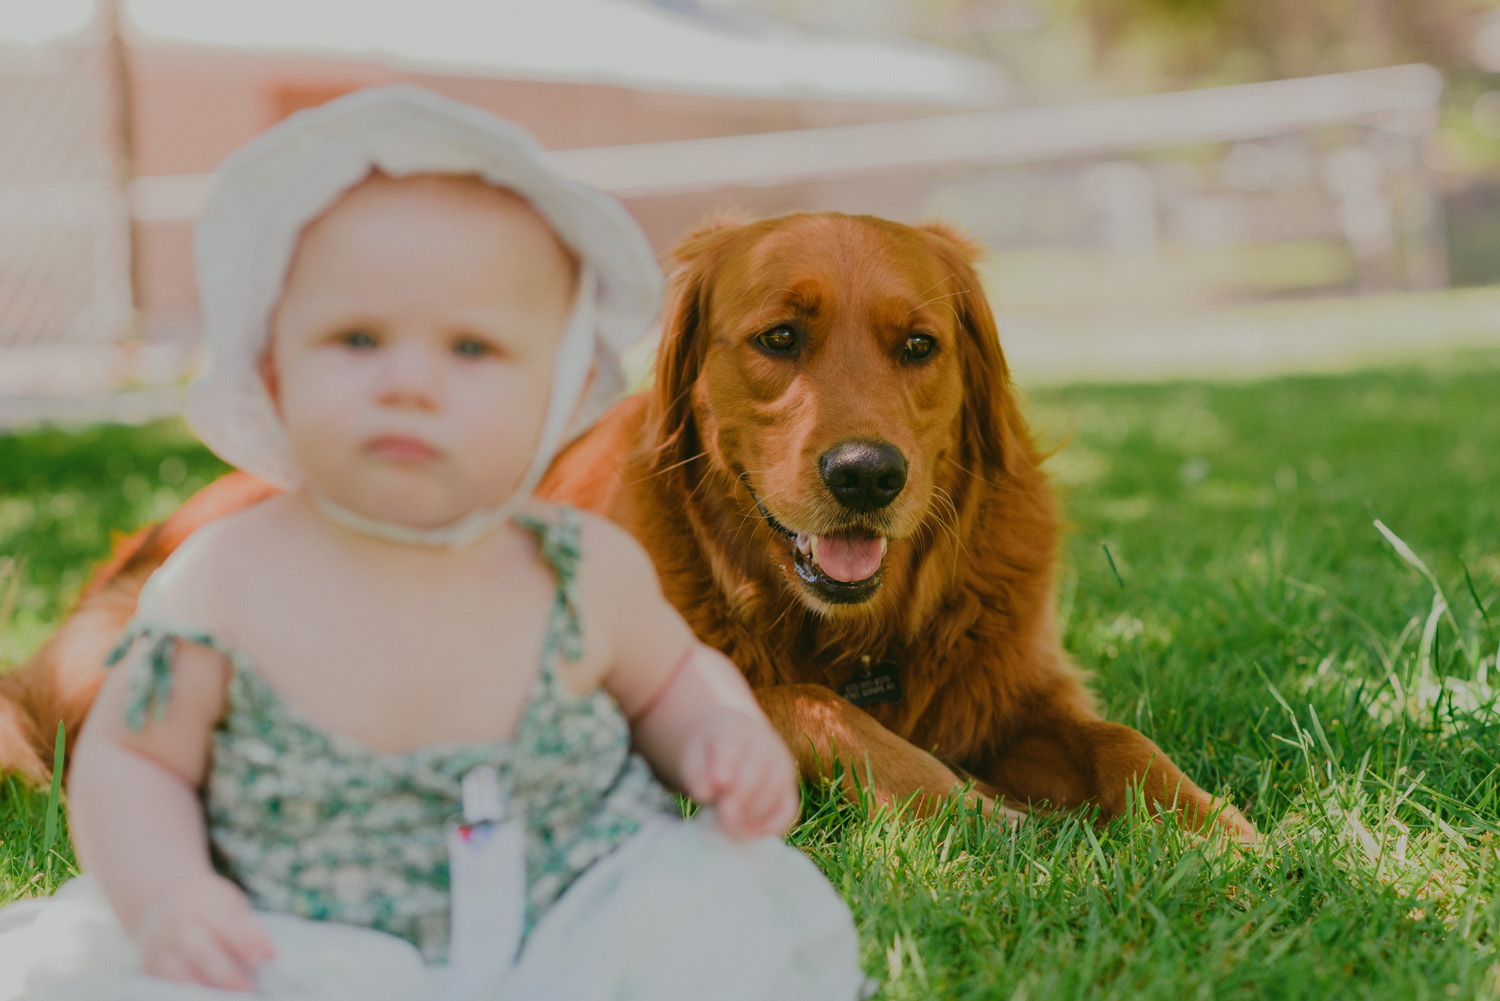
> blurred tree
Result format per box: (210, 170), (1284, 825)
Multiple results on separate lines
(740, 0), (1496, 95)
(1051, 0), (1490, 85)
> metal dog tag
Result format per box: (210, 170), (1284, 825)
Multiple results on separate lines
(839, 658), (904, 707)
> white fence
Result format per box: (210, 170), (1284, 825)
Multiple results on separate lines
(0, 50), (1454, 425)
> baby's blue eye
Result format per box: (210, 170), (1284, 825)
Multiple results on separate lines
(340, 330), (377, 349)
(453, 338), (493, 358)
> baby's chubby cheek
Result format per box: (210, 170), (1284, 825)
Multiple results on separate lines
(258, 374), (368, 494)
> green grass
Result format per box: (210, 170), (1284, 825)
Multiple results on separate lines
(3, 353), (1500, 998)
(0, 423), (230, 665)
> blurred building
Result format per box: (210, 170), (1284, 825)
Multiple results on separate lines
(0, 0), (1463, 422)
(0, 0), (1007, 417)
(121, 0), (1009, 338)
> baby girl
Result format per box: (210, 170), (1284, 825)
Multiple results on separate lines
(0, 86), (865, 1001)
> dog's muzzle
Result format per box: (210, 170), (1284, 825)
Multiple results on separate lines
(742, 474), (887, 606)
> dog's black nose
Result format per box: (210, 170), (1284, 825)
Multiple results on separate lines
(819, 440), (907, 511)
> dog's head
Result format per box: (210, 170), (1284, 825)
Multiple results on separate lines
(649, 212), (1028, 614)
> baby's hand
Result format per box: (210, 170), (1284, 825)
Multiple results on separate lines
(680, 711), (800, 838)
(137, 873), (274, 991)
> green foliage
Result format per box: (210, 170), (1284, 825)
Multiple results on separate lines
(2, 352), (1500, 994)
(1049, 0), (1487, 84)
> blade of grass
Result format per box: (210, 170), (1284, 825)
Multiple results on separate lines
(1373, 519), (1443, 597)
(1417, 595), (1446, 688)
(1375, 520), (1473, 663)
(0, 555), (22, 631)
(1101, 542), (1125, 589)
(1462, 560), (1492, 629)
(42, 722), (65, 858)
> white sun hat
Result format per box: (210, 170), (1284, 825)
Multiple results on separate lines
(186, 85), (662, 543)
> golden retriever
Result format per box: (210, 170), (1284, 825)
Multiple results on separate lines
(0, 212), (1255, 842)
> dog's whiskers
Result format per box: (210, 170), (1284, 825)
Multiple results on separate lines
(932, 486), (963, 540)
(929, 503), (961, 557)
(932, 485), (961, 528)
(931, 484), (969, 583)
(910, 274), (957, 302)
(911, 519), (936, 549)
(650, 384), (698, 442)
(913, 276), (944, 298)
(734, 475), (795, 543)
(909, 289), (966, 313)
(907, 274), (968, 325)
(944, 455), (1005, 490)
(765, 592), (802, 635)
(631, 448), (708, 487)
(753, 286), (801, 329)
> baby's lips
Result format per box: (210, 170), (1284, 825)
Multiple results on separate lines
(365, 434), (442, 463)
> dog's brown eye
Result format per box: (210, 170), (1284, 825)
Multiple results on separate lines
(755, 326), (798, 354)
(902, 333), (935, 361)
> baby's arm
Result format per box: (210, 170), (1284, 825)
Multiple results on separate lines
(630, 645), (802, 837)
(578, 516), (799, 837)
(68, 570), (272, 989)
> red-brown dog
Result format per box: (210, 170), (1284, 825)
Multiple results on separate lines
(0, 213), (1255, 842)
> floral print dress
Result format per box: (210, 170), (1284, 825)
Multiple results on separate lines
(104, 508), (674, 962)
(0, 507), (869, 1001)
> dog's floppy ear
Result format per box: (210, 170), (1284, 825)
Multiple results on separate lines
(678, 208), (756, 243)
(649, 221), (742, 462)
(917, 221), (1034, 478)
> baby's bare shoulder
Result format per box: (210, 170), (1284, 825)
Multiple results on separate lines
(566, 507), (659, 586)
(138, 495), (299, 626)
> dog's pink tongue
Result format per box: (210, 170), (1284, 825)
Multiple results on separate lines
(816, 534), (884, 582)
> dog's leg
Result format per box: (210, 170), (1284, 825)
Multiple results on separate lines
(0, 682), (47, 784)
(757, 684), (1023, 821)
(0, 605), (122, 785)
(981, 716), (1257, 843)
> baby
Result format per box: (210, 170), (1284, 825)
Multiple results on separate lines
(0, 87), (865, 1001)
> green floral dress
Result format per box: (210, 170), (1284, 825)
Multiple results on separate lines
(105, 508), (675, 963)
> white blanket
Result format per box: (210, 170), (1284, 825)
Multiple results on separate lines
(0, 816), (869, 1001)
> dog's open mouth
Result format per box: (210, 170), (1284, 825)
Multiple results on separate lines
(743, 476), (887, 604)
(791, 530), (888, 584)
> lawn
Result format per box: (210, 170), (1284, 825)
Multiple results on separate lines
(3, 352), (1500, 999)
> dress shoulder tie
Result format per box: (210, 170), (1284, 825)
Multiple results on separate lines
(513, 508), (584, 665)
(105, 624), (246, 731)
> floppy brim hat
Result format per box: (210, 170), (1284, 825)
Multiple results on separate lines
(187, 84), (663, 510)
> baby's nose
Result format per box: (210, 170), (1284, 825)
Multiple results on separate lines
(376, 343), (445, 408)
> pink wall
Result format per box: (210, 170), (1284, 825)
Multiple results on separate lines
(125, 46), (951, 337)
